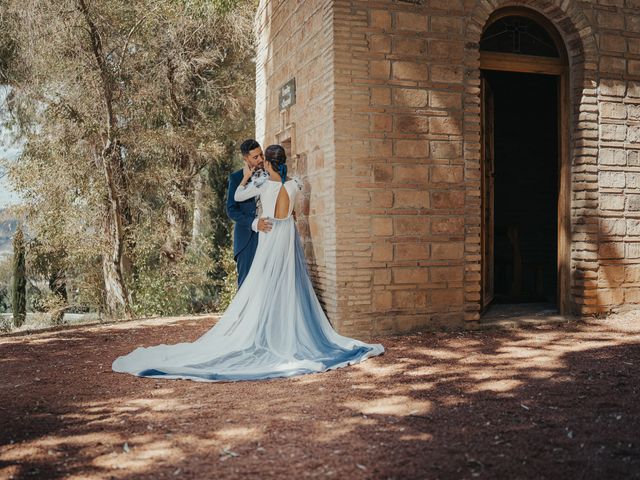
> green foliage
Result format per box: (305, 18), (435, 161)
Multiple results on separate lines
(130, 231), (219, 317)
(1, 0), (256, 320)
(11, 225), (26, 327)
(213, 244), (237, 311)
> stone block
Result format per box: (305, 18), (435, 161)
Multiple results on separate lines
(627, 219), (640, 236)
(429, 116), (462, 135)
(599, 242), (624, 259)
(600, 102), (627, 119)
(370, 34), (391, 53)
(600, 148), (626, 165)
(396, 115), (429, 133)
(599, 79), (626, 97)
(598, 289), (624, 306)
(373, 164), (393, 182)
(627, 243), (640, 258)
(627, 194), (640, 211)
(598, 171), (625, 188)
(370, 60), (391, 79)
(431, 165), (463, 183)
(430, 288), (464, 306)
(396, 243), (430, 261)
(600, 218), (626, 236)
(431, 65), (464, 84)
(372, 243), (393, 262)
(372, 190), (394, 208)
(429, 40), (464, 61)
(393, 290), (427, 309)
(432, 190), (464, 209)
(430, 141), (462, 159)
(599, 265), (625, 285)
(430, 265), (464, 283)
(625, 264), (640, 282)
(395, 139), (429, 158)
(429, 91), (462, 110)
(600, 194), (624, 210)
(393, 267), (429, 284)
(600, 124), (626, 141)
(372, 217), (393, 236)
(393, 88), (428, 107)
(373, 269), (392, 285)
(396, 12), (428, 31)
(371, 114), (393, 132)
(394, 165), (428, 183)
(431, 242), (464, 260)
(431, 217), (464, 235)
(370, 87), (391, 106)
(393, 61), (428, 81)
(430, 16), (463, 35)
(370, 10), (391, 29)
(600, 34), (627, 52)
(373, 291), (392, 311)
(625, 288), (640, 303)
(394, 217), (430, 236)
(394, 190), (430, 209)
(628, 125), (640, 143)
(394, 37), (427, 55)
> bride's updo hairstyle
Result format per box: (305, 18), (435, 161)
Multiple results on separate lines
(265, 144), (287, 184)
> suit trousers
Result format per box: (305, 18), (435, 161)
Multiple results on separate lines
(235, 233), (258, 287)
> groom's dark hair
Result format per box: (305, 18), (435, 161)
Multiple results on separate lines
(240, 139), (261, 156)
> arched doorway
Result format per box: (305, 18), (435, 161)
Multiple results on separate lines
(480, 8), (571, 314)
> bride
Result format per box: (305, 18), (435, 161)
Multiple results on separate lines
(112, 144), (384, 382)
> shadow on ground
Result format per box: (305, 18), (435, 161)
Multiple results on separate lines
(1, 315), (639, 479)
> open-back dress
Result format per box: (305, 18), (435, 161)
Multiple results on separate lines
(112, 176), (384, 382)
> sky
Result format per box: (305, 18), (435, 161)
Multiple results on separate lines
(0, 85), (23, 209)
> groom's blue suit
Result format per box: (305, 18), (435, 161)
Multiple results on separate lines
(226, 169), (258, 287)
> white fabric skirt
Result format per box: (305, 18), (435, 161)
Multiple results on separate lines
(112, 217), (384, 382)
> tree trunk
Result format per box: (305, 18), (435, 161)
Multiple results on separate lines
(77, 0), (132, 319)
(191, 171), (205, 245)
(12, 226), (26, 328)
(48, 269), (67, 325)
(101, 147), (132, 319)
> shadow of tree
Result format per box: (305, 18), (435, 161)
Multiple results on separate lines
(1, 317), (639, 479)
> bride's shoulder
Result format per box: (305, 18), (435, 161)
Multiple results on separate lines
(287, 176), (304, 191)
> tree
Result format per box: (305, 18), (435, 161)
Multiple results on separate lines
(11, 225), (25, 327)
(1, 0), (256, 319)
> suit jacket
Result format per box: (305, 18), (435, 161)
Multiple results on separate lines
(226, 169), (258, 258)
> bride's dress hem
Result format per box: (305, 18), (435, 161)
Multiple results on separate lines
(112, 191), (385, 383)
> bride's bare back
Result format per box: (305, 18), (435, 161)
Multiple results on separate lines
(274, 183), (290, 219)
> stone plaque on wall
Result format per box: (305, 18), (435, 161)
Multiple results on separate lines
(279, 78), (296, 111)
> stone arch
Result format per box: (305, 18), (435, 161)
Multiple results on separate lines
(461, 1), (599, 321)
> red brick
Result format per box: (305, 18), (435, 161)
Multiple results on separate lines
(431, 242), (464, 260)
(431, 165), (463, 183)
(396, 243), (429, 261)
(394, 217), (429, 236)
(394, 190), (429, 209)
(432, 191), (464, 209)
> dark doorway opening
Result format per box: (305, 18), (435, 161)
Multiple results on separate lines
(483, 70), (558, 305)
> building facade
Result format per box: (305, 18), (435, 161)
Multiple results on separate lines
(255, 0), (640, 337)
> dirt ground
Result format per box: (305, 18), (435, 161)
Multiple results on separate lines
(1, 313), (639, 480)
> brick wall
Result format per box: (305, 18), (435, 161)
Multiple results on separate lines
(594, 3), (640, 313)
(256, 0), (640, 337)
(255, 0), (340, 318)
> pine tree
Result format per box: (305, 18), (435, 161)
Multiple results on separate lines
(12, 225), (26, 327)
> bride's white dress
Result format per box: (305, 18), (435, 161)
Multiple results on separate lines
(112, 176), (384, 382)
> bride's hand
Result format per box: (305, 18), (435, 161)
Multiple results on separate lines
(241, 165), (256, 185)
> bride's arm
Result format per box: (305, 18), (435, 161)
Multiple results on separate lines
(234, 182), (260, 202)
(234, 167), (263, 202)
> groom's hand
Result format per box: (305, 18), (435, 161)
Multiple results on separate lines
(257, 218), (272, 232)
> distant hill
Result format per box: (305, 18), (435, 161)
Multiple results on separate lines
(0, 209), (18, 259)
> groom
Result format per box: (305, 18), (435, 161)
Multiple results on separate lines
(226, 139), (272, 286)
